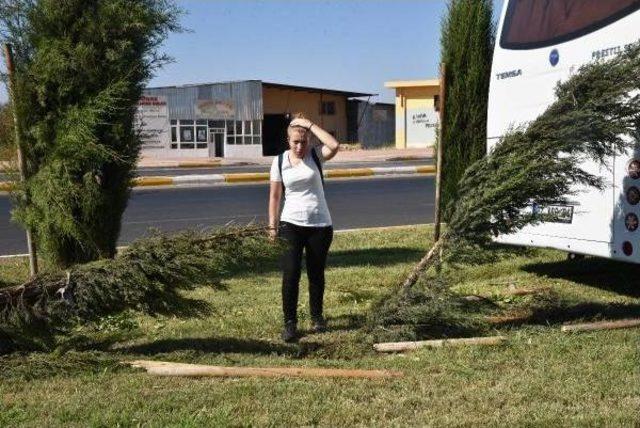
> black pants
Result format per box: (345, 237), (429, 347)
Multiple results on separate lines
(279, 221), (334, 324)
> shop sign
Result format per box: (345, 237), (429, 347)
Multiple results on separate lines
(195, 99), (234, 119)
(135, 96), (170, 150)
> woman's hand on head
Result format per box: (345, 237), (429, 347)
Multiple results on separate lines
(289, 118), (313, 130)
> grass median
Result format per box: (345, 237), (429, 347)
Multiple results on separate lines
(1, 225), (639, 426)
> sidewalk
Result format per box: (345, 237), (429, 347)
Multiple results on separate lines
(138, 147), (433, 168)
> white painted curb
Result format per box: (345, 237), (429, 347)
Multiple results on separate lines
(172, 174), (226, 186)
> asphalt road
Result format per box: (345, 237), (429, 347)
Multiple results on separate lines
(0, 175), (434, 256)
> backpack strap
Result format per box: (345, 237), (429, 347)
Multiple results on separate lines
(311, 148), (325, 189)
(278, 152), (285, 194)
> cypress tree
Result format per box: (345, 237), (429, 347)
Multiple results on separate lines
(439, 0), (494, 212)
(0, 0), (180, 267)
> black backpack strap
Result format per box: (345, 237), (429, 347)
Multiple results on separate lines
(311, 148), (325, 188)
(278, 153), (285, 194)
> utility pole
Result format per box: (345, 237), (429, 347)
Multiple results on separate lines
(3, 43), (38, 276)
(433, 63), (446, 242)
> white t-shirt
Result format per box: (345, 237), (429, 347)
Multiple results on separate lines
(270, 148), (332, 227)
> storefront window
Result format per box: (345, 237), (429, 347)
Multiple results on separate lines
(180, 126), (194, 142)
(321, 101), (336, 115)
(196, 126), (208, 142)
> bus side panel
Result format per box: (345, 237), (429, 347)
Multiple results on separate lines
(487, 1), (640, 260)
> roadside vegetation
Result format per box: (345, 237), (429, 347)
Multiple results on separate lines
(0, 104), (13, 162)
(1, 226), (638, 426)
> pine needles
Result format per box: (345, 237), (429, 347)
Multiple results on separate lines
(373, 44), (640, 340)
(0, 226), (280, 353)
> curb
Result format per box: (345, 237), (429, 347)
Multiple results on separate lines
(1, 165), (436, 191)
(140, 160), (223, 169)
(138, 165), (435, 187)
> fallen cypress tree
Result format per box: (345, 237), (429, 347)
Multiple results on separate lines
(402, 43), (640, 290)
(368, 45), (640, 338)
(0, 226), (279, 353)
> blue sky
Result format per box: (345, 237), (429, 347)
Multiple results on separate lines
(1, 0), (504, 104)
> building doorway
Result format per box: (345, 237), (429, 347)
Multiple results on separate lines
(262, 114), (289, 156)
(209, 128), (225, 158)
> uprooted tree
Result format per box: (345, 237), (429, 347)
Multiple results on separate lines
(403, 43), (640, 291)
(0, 0), (180, 267)
(0, 227), (280, 354)
(367, 44), (640, 341)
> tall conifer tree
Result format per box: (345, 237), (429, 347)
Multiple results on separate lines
(439, 0), (494, 212)
(1, 0), (180, 267)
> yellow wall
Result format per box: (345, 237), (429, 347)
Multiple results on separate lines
(262, 87), (347, 141)
(391, 85), (439, 149)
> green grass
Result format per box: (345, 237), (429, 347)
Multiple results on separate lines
(1, 225), (639, 427)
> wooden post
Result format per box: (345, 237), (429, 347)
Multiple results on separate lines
(3, 43), (38, 276)
(433, 63), (447, 242)
(127, 360), (404, 379)
(561, 318), (640, 333)
(374, 336), (506, 353)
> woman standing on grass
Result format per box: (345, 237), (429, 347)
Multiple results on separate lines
(268, 113), (340, 342)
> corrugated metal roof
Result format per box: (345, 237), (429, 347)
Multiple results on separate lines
(261, 81), (374, 98)
(143, 81), (262, 120)
(147, 80), (375, 98)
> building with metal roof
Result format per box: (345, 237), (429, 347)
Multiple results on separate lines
(136, 80), (378, 159)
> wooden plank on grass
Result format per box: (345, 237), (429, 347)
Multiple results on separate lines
(127, 360), (403, 379)
(504, 286), (550, 296)
(373, 336), (507, 353)
(561, 318), (640, 333)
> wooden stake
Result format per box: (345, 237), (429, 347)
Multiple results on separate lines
(3, 43), (38, 276)
(433, 62), (447, 242)
(126, 360), (404, 379)
(561, 318), (640, 333)
(504, 286), (550, 296)
(373, 335), (506, 353)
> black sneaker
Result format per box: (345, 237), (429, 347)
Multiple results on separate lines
(281, 321), (298, 342)
(311, 316), (327, 333)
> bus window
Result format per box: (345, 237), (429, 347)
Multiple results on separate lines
(500, 0), (640, 49)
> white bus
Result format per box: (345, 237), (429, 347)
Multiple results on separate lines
(488, 0), (640, 261)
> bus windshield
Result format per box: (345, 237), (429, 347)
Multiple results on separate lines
(500, 0), (640, 49)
